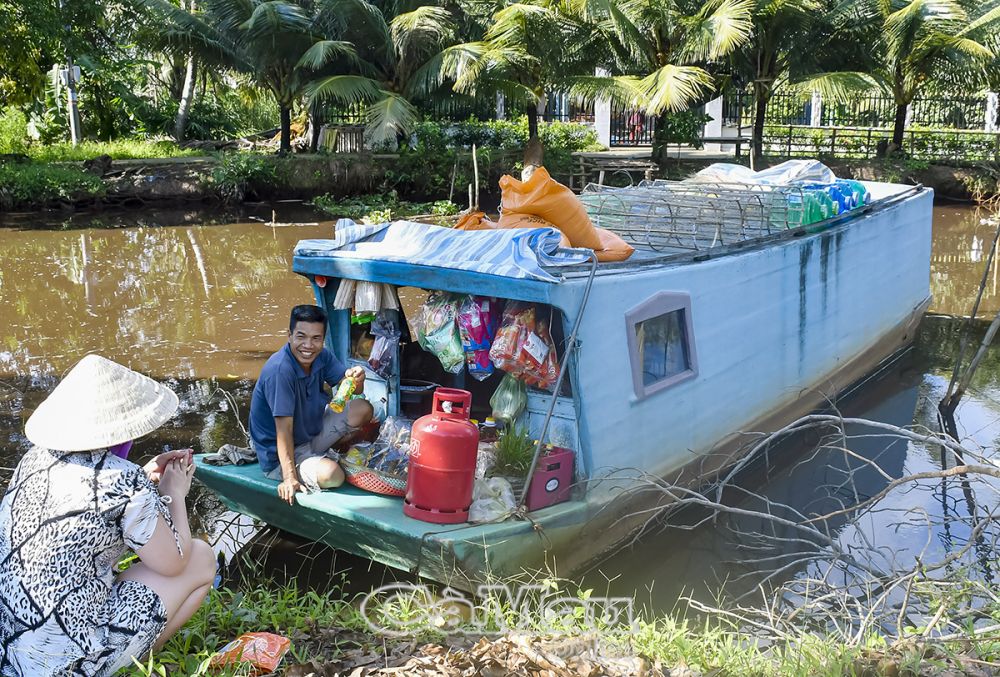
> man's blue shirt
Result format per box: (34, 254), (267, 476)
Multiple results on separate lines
(249, 344), (346, 472)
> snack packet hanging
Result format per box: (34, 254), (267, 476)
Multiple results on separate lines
(519, 315), (560, 390)
(416, 292), (464, 373)
(489, 301), (535, 373)
(458, 296), (499, 381)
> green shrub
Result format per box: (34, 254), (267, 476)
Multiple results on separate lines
(211, 152), (278, 202)
(0, 162), (105, 208)
(312, 191), (459, 221)
(386, 117), (603, 200)
(0, 109), (29, 155)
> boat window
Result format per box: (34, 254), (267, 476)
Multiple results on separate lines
(626, 292), (697, 398)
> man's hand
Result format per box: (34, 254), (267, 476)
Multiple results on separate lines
(278, 476), (303, 505)
(144, 449), (194, 483)
(345, 366), (366, 394)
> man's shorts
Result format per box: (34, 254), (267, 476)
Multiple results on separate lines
(262, 407), (356, 492)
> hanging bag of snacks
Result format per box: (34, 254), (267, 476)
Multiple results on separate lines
(416, 292), (464, 373)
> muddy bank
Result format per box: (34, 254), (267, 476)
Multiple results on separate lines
(4, 152), (996, 216)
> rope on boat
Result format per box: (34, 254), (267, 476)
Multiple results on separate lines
(517, 252), (599, 509)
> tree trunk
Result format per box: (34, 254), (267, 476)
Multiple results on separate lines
(751, 81), (771, 171)
(279, 106), (292, 154)
(173, 55), (197, 141)
(527, 103), (539, 143)
(891, 102), (907, 151)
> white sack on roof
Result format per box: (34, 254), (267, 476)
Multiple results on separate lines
(689, 159), (837, 186)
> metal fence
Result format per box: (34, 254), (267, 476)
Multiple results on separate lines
(724, 90), (994, 131)
(761, 124), (1000, 162)
(609, 108), (656, 146)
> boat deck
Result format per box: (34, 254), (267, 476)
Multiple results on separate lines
(195, 455), (591, 586)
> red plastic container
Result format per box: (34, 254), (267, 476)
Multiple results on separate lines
(525, 446), (574, 512)
(404, 388), (479, 523)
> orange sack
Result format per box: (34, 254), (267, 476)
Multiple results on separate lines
(455, 211), (498, 231)
(496, 213), (571, 248)
(594, 227), (635, 263)
(498, 167), (603, 250)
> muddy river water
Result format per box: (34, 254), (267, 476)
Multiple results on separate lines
(1, 201), (999, 611)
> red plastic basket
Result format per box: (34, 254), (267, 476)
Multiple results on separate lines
(341, 461), (407, 497)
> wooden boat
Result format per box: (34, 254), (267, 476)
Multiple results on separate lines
(196, 177), (932, 590)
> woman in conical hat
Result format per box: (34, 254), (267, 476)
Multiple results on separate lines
(0, 355), (216, 676)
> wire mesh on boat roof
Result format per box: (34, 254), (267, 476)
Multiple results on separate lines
(579, 180), (809, 252)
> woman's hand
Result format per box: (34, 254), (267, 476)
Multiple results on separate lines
(144, 449), (194, 483)
(158, 458), (196, 500)
(278, 476), (303, 505)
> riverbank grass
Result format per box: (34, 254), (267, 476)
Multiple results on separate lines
(28, 140), (206, 163)
(122, 572), (1000, 677)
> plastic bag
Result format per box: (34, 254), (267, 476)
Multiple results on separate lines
(490, 301), (560, 390)
(209, 632), (291, 676)
(334, 279), (356, 310)
(490, 302), (535, 372)
(368, 311), (400, 379)
(490, 372), (527, 422)
(417, 292), (464, 373)
(355, 281), (381, 314)
(458, 296), (500, 381)
(519, 315), (559, 390)
(366, 417), (413, 476)
(469, 477), (516, 523)
(476, 441), (497, 479)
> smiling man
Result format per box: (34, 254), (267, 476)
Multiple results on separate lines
(250, 304), (373, 504)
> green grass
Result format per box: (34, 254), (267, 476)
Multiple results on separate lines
(125, 578), (365, 676)
(0, 162), (105, 208)
(27, 140), (205, 163)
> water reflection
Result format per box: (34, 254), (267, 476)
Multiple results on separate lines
(930, 205), (1000, 316)
(0, 219), (328, 381)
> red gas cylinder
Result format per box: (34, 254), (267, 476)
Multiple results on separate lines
(404, 388), (479, 524)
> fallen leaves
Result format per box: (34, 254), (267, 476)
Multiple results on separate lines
(283, 632), (674, 677)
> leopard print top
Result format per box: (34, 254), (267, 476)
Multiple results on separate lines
(0, 446), (181, 676)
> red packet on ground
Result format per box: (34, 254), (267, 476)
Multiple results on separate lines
(209, 632), (291, 675)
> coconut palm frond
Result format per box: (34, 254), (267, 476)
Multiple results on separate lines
(307, 74), (382, 105)
(684, 0), (753, 61)
(240, 1), (311, 41)
(916, 34), (994, 62)
(440, 42), (492, 93)
(958, 2), (1000, 37)
(296, 40), (360, 70)
(639, 64), (712, 114)
(485, 3), (555, 44)
(364, 92), (418, 146)
(390, 6), (456, 58)
(787, 71), (884, 101)
(563, 74), (645, 107)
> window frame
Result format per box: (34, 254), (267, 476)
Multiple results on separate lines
(625, 291), (698, 399)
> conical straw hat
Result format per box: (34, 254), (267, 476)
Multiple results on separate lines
(25, 354), (179, 452)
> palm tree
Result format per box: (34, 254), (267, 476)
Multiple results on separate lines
(576, 0), (753, 160)
(306, 0), (463, 146)
(440, 0), (607, 155)
(856, 0), (1000, 150)
(733, 0), (878, 168)
(144, 0), (366, 152)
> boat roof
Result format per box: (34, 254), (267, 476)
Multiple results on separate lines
(293, 181), (926, 288)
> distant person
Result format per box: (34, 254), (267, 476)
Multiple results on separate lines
(0, 355), (215, 675)
(628, 110), (645, 143)
(250, 304), (374, 505)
